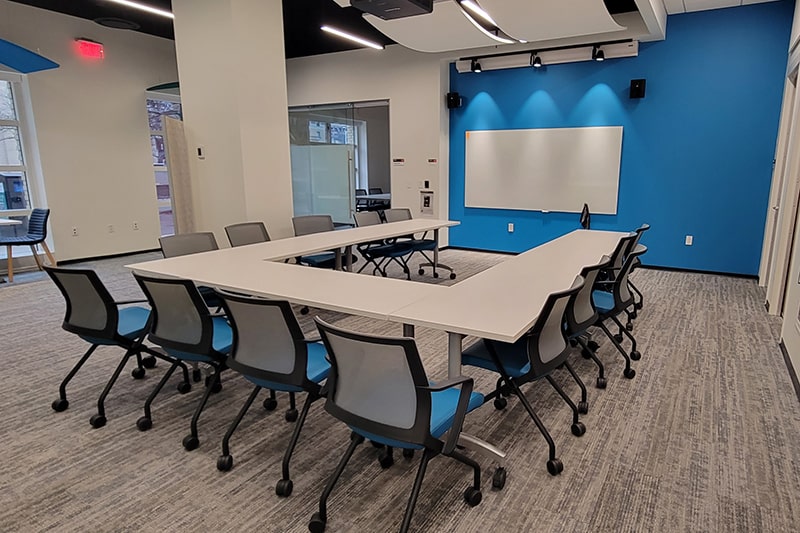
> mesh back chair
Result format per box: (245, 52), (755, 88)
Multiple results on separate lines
(627, 223), (650, 316)
(310, 318), (485, 533)
(565, 256), (612, 389)
(383, 207), (456, 280)
(44, 266), (183, 428)
(462, 276), (586, 476)
(292, 215), (338, 269)
(355, 188), (368, 211)
(353, 211), (413, 279)
(224, 222), (270, 247)
(591, 246), (647, 381)
(133, 274), (231, 451)
(1, 208), (56, 282)
(213, 291), (330, 498)
(367, 187), (390, 209)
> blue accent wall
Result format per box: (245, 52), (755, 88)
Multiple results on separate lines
(448, 1), (794, 275)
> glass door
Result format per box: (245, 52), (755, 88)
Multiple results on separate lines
(146, 92), (182, 236)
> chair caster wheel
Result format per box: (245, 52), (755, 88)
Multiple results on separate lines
(614, 334), (623, 343)
(449, 273), (456, 280)
(493, 397), (508, 410)
(136, 416), (152, 431)
(52, 398), (69, 412)
(630, 350), (641, 361)
(131, 367), (146, 379)
(276, 478), (293, 497)
(402, 449), (415, 459)
(596, 377), (607, 389)
(623, 368), (636, 379)
(263, 398), (278, 411)
(492, 467), (507, 490)
(308, 512), (326, 533)
(571, 422), (586, 437)
(205, 376), (222, 393)
(177, 381), (191, 394)
(192, 368), (203, 382)
(378, 451), (394, 469)
(182, 434), (199, 451)
(285, 409), (298, 423)
(433, 272), (440, 279)
(546, 458), (564, 476)
(300, 306), (310, 315)
(581, 348), (592, 359)
(587, 340), (599, 351)
(142, 356), (157, 369)
(635, 302), (643, 310)
(418, 269), (425, 275)
(630, 311), (638, 320)
(370, 440), (385, 448)
(578, 401), (589, 415)
(90, 414), (106, 428)
(626, 322), (634, 331)
(463, 486), (482, 507)
(217, 454), (233, 472)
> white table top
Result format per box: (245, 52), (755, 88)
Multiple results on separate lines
(356, 193), (391, 201)
(390, 230), (630, 343)
(0, 218), (22, 226)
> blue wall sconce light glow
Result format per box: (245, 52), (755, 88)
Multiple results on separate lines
(103, 0), (174, 19)
(320, 25), (384, 50)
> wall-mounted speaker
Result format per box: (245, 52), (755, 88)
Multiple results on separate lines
(446, 91), (462, 109)
(630, 79), (646, 99)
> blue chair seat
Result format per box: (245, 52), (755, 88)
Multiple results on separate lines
(363, 241), (414, 258)
(0, 235), (42, 244)
(80, 306), (151, 345)
(302, 252), (337, 268)
(462, 338), (531, 378)
(165, 316), (232, 362)
(592, 290), (615, 313)
(354, 386), (484, 449)
(409, 239), (436, 251)
(246, 342), (331, 392)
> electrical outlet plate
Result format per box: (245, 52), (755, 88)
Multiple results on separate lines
(132, 221), (139, 231)
(71, 227), (78, 236)
(508, 223), (514, 233)
(685, 235), (693, 246)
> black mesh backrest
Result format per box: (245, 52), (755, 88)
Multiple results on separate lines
(216, 291), (315, 389)
(383, 208), (412, 223)
(356, 188), (367, 196)
(159, 232), (218, 258)
(292, 215), (334, 236)
(609, 248), (646, 312)
(566, 256), (611, 335)
(628, 223), (650, 254)
(134, 274), (216, 357)
(44, 266), (118, 340)
(368, 187), (383, 194)
(609, 233), (637, 272)
(315, 317), (434, 447)
(225, 222), (270, 247)
(26, 208), (50, 242)
(354, 211), (382, 227)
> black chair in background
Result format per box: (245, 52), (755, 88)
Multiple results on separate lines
(353, 211), (413, 279)
(225, 221), (270, 247)
(355, 188), (368, 211)
(1, 208), (56, 282)
(291, 215), (339, 269)
(310, 318), (485, 533)
(367, 187), (391, 210)
(383, 207), (456, 280)
(628, 223), (650, 316)
(45, 266), (185, 428)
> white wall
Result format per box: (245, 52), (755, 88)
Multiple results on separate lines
(0, 1), (178, 261)
(286, 45), (452, 239)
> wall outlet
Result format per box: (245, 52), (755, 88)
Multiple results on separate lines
(685, 235), (693, 246)
(132, 221), (140, 231)
(108, 224), (114, 234)
(71, 227), (78, 237)
(508, 223), (514, 233)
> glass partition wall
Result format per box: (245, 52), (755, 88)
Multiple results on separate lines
(289, 100), (389, 226)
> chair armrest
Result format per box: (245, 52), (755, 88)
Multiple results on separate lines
(114, 299), (147, 306)
(419, 376), (475, 454)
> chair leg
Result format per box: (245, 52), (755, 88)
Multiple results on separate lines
(447, 449), (482, 491)
(630, 279), (644, 310)
(217, 385), (262, 472)
(286, 391), (298, 422)
(576, 336), (606, 389)
(562, 361), (588, 411)
(508, 378), (563, 475)
(544, 375), (585, 436)
(597, 320), (635, 379)
(611, 314), (640, 359)
(399, 448), (434, 533)
(137, 361), (181, 430)
(29, 245), (43, 270)
(40, 240), (56, 266)
(51, 344), (98, 411)
(6, 245), (12, 282)
(310, 432), (365, 531)
(183, 366), (222, 451)
(277, 392), (317, 496)
(90, 349), (137, 428)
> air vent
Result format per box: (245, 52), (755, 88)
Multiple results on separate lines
(351, 0), (433, 20)
(94, 17), (141, 31)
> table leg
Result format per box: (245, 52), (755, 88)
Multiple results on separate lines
(403, 324), (415, 337)
(345, 245), (353, 272)
(447, 331), (464, 378)
(334, 249), (342, 271)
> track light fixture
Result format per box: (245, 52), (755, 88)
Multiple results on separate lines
(471, 59), (482, 73)
(592, 45), (605, 62)
(531, 54), (542, 68)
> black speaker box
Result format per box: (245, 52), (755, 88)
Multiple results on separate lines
(446, 92), (462, 109)
(630, 79), (646, 99)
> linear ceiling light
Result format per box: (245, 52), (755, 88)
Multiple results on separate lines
(103, 0), (174, 19)
(459, 10), (515, 45)
(320, 25), (384, 50)
(460, 0), (499, 27)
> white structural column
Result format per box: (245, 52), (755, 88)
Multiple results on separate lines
(171, 0), (294, 239)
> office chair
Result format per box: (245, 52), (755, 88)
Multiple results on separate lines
(591, 245), (647, 380)
(44, 266), (186, 428)
(353, 211), (414, 279)
(367, 186), (390, 209)
(565, 256), (613, 389)
(225, 221), (270, 247)
(133, 274), (231, 451)
(310, 318), (484, 533)
(355, 188), (368, 211)
(383, 207), (457, 280)
(213, 291), (329, 497)
(1, 208), (56, 282)
(627, 223), (650, 316)
(462, 276), (587, 476)
(291, 215), (339, 269)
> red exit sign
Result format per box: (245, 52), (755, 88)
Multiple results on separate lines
(74, 38), (104, 59)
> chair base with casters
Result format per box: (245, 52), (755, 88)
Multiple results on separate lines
(381, 208), (456, 280)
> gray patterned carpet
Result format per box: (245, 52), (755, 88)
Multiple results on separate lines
(1, 250), (798, 532)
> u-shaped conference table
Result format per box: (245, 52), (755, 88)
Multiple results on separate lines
(127, 219), (629, 468)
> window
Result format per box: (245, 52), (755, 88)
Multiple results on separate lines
(146, 97), (182, 236)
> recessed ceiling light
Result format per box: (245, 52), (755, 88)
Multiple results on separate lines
(321, 26), (384, 50)
(103, 0), (174, 19)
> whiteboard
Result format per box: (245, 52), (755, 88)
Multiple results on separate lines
(465, 126), (623, 214)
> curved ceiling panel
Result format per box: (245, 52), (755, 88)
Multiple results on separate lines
(480, 0), (626, 42)
(363, 1), (510, 53)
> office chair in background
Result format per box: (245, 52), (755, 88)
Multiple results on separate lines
(383, 207), (456, 280)
(353, 211), (413, 279)
(1, 207), (56, 282)
(225, 221), (270, 247)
